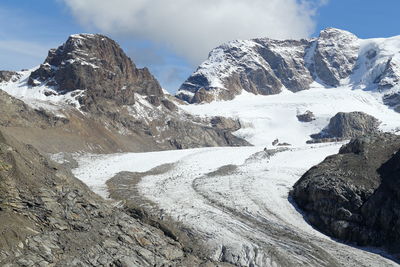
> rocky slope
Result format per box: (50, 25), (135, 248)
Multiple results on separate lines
(0, 129), (233, 266)
(291, 133), (400, 258)
(0, 34), (248, 153)
(177, 28), (400, 107)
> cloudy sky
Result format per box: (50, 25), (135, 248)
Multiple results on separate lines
(1, 0), (400, 93)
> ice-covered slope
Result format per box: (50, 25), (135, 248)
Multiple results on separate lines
(181, 83), (400, 147)
(177, 28), (400, 109)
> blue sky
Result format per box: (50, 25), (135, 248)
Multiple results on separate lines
(1, 0), (399, 93)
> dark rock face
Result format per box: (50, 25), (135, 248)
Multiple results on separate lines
(311, 111), (380, 139)
(0, 130), (226, 266)
(29, 34), (163, 107)
(0, 71), (19, 83)
(291, 133), (400, 256)
(297, 110), (316, 122)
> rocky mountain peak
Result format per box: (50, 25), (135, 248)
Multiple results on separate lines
(28, 33), (163, 105)
(176, 28), (400, 105)
(313, 28), (360, 86)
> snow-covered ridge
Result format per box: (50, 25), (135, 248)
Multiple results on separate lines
(177, 28), (400, 106)
(0, 68), (83, 112)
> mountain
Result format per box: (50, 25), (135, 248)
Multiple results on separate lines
(177, 28), (400, 110)
(0, 34), (248, 154)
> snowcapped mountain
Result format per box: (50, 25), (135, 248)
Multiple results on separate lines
(0, 34), (247, 153)
(177, 28), (400, 110)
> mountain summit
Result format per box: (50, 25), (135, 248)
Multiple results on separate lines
(177, 28), (400, 110)
(28, 33), (162, 108)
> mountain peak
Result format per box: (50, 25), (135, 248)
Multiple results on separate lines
(178, 28), (400, 104)
(318, 27), (357, 38)
(28, 33), (163, 107)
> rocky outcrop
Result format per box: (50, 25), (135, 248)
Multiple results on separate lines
(311, 111), (380, 139)
(291, 133), (400, 257)
(177, 28), (400, 108)
(0, 90), (69, 128)
(0, 129), (229, 266)
(210, 116), (241, 131)
(0, 71), (19, 83)
(28, 34), (163, 108)
(297, 110), (315, 122)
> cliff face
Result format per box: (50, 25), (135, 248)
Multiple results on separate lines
(177, 28), (400, 108)
(292, 133), (400, 257)
(28, 34), (163, 108)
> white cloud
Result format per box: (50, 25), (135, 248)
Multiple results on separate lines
(62, 0), (324, 64)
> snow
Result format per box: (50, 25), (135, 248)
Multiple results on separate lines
(71, 148), (217, 198)
(181, 84), (400, 146)
(178, 28), (400, 102)
(0, 68), (83, 112)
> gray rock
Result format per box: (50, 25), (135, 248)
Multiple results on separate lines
(291, 133), (400, 258)
(210, 116), (241, 131)
(0, 130), (228, 266)
(177, 38), (313, 103)
(177, 28), (362, 103)
(0, 71), (19, 83)
(28, 34), (163, 108)
(313, 28), (359, 87)
(311, 111), (380, 139)
(297, 110), (315, 122)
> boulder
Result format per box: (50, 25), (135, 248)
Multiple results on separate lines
(311, 111), (380, 139)
(297, 110), (315, 122)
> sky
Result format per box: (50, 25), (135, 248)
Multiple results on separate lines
(1, 0), (399, 93)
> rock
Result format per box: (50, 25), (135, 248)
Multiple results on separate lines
(376, 58), (400, 90)
(210, 116), (241, 131)
(176, 28), (364, 103)
(28, 33), (163, 107)
(313, 28), (360, 87)
(0, 90), (68, 128)
(0, 130), (227, 266)
(0, 71), (19, 83)
(311, 111), (380, 139)
(177, 38), (313, 103)
(297, 110), (315, 122)
(291, 133), (400, 256)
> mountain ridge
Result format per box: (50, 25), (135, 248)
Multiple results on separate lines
(176, 28), (400, 109)
(0, 34), (249, 154)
